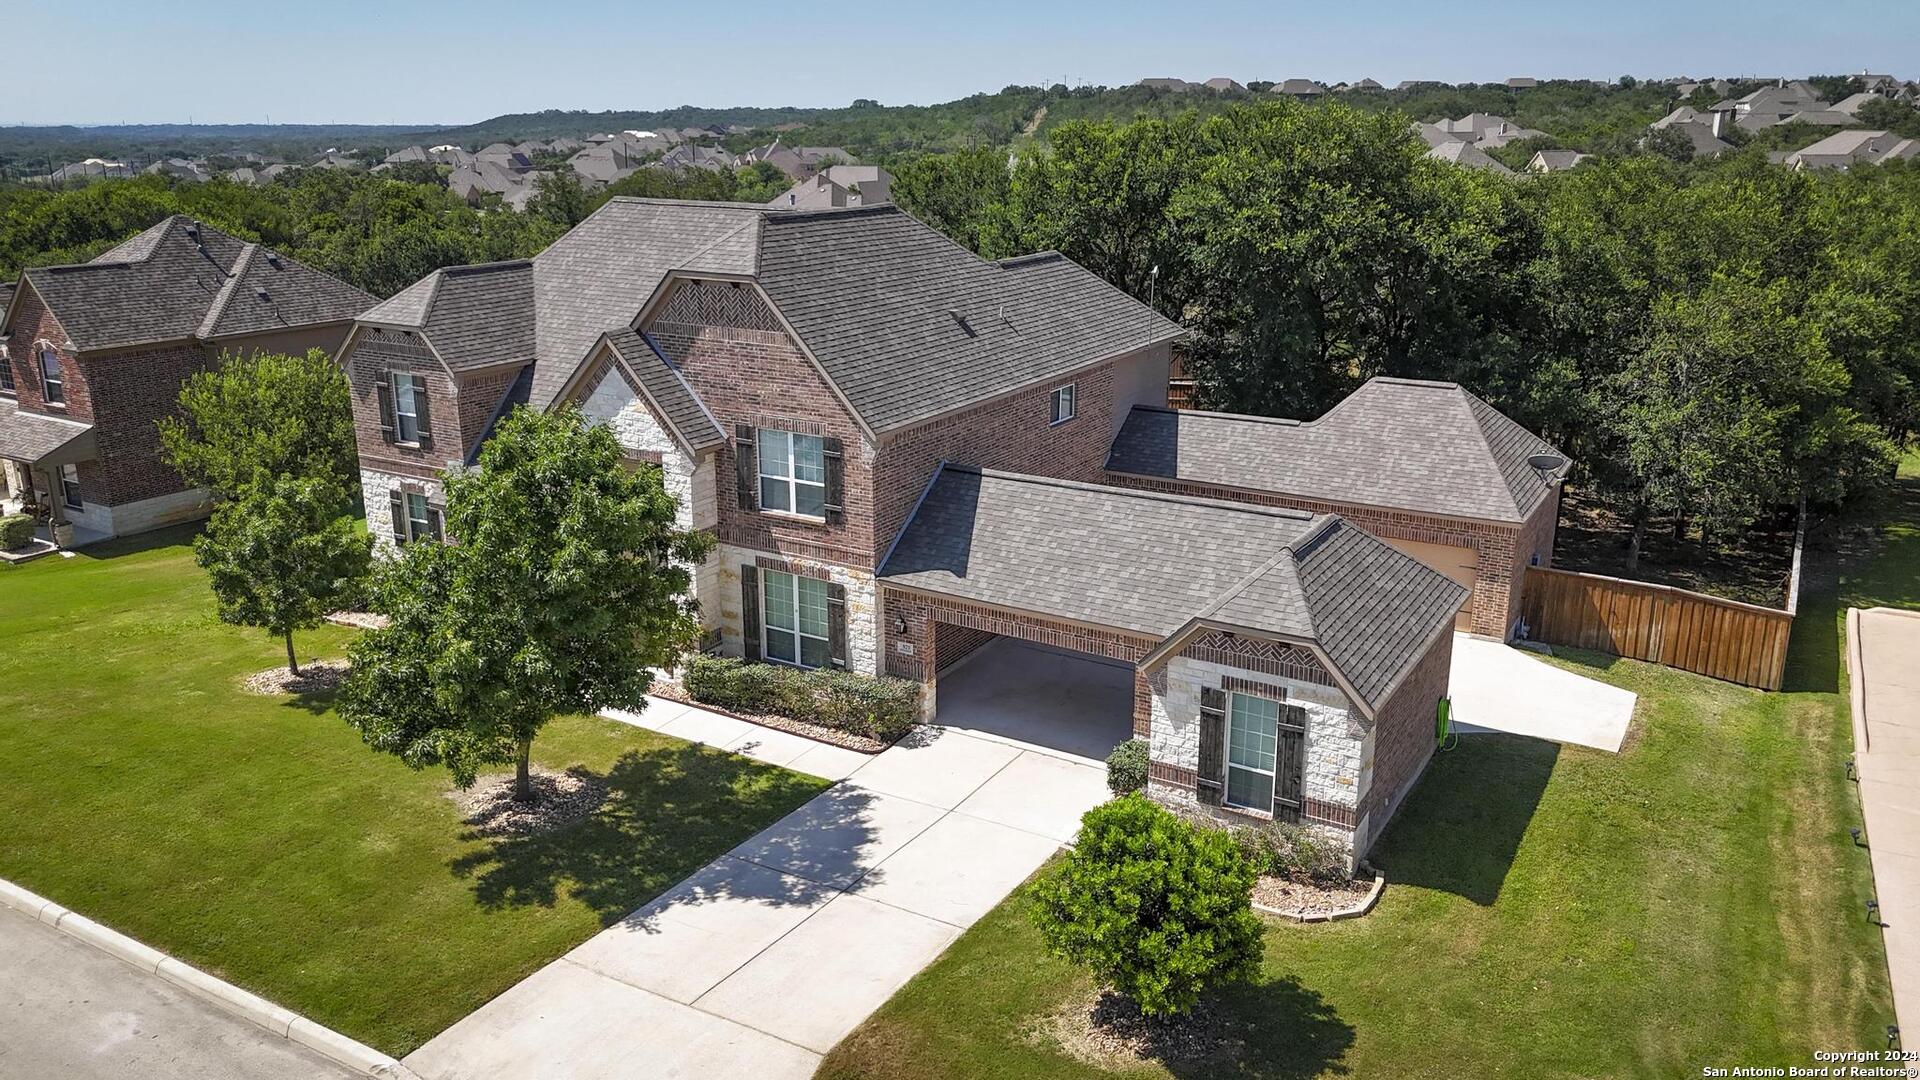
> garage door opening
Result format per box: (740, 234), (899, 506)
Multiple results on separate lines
(931, 632), (1134, 765)
(1385, 537), (1477, 630)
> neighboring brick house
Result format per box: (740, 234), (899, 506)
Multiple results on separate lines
(1105, 379), (1570, 640)
(341, 197), (1565, 860)
(0, 216), (373, 543)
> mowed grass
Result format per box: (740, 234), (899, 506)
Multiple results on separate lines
(819, 460), (1920, 1080)
(0, 525), (830, 1056)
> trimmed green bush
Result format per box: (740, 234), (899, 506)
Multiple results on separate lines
(683, 655), (921, 742)
(1030, 794), (1262, 1016)
(1234, 819), (1349, 883)
(1105, 738), (1148, 794)
(0, 513), (35, 551)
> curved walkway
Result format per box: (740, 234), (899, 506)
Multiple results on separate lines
(404, 695), (1110, 1080)
(1848, 607), (1920, 1041)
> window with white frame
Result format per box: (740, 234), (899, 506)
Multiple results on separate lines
(392, 372), (423, 444)
(0, 345), (13, 394)
(757, 429), (826, 518)
(39, 345), (63, 405)
(1225, 692), (1280, 811)
(406, 492), (432, 541)
(58, 464), (83, 509)
(761, 568), (831, 668)
(1049, 383), (1076, 425)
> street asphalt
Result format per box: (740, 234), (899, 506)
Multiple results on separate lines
(0, 902), (353, 1080)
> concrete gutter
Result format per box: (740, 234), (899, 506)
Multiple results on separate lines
(0, 877), (419, 1079)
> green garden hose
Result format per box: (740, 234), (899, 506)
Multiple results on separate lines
(1436, 696), (1458, 752)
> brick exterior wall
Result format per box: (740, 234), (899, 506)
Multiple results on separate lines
(869, 341), (1171, 565)
(345, 328), (461, 483)
(1354, 626), (1453, 853)
(456, 366), (524, 460)
(5, 281), (353, 529)
(647, 280), (876, 570)
(933, 621), (999, 672)
(1109, 472), (1548, 639)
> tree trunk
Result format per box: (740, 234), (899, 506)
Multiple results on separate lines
(513, 738), (534, 804)
(1626, 503), (1649, 574)
(284, 631), (300, 676)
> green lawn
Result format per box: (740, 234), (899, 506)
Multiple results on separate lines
(0, 525), (830, 1056)
(819, 459), (1920, 1080)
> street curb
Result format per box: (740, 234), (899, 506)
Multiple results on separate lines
(0, 876), (421, 1078)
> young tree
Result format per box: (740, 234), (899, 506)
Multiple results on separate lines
(159, 349), (359, 499)
(195, 474), (371, 674)
(338, 406), (712, 801)
(1030, 795), (1263, 1016)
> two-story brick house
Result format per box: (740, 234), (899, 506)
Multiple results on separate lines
(0, 216), (373, 544)
(340, 198), (1568, 860)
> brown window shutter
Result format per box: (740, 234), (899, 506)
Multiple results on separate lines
(1197, 686), (1226, 806)
(1274, 721), (1305, 823)
(734, 424), (757, 510)
(826, 581), (848, 669)
(822, 436), (845, 526)
(376, 378), (397, 443)
(740, 564), (761, 661)
(414, 378), (434, 452)
(388, 489), (408, 544)
(427, 505), (445, 543)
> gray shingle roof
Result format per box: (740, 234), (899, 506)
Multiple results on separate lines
(880, 465), (1463, 712)
(361, 198), (1180, 443)
(0, 397), (96, 465)
(360, 260), (536, 372)
(1106, 378), (1568, 525)
(602, 327), (726, 453)
(6, 216), (372, 353)
(756, 206), (1185, 432)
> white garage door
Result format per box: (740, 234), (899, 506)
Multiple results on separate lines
(1384, 538), (1477, 630)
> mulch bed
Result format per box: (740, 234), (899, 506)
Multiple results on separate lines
(324, 610), (390, 630)
(1032, 988), (1248, 1070)
(446, 767), (610, 837)
(241, 660), (349, 696)
(1252, 874), (1375, 918)
(649, 679), (890, 754)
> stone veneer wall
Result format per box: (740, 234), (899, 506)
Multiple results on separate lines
(1143, 636), (1365, 851)
(362, 467), (444, 556)
(715, 543), (880, 676)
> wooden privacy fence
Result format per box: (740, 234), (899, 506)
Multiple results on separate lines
(1519, 566), (1795, 690)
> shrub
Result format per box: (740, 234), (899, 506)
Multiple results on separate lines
(1030, 794), (1262, 1016)
(1105, 738), (1148, 794)
(0, 513), (35, 550)
(1235, 820), (1350, 883)
(683, 655), (921, 742)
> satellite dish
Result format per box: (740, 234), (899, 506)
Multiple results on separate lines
(1527, 452), (1566, 473)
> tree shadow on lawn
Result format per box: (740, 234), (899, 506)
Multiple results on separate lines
(448, 742), (844, 926)
(1367, 734), (1558, 906)
(1205, 975), (1356, 1080)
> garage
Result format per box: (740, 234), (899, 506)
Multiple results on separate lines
(1384, 537), (1478, 629)
(932, 635), (1135, 764)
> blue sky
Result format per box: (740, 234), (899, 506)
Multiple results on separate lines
(9, 0), (1915, 125)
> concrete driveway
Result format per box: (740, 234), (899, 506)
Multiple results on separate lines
(1449, 633), (1638, 752)
(1848, 607), (1920, 1041)
(406, 698), (1110, 1080)
(0, 903), (352, 1080)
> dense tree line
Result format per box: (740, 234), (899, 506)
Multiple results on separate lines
(894, 100), (1918, 562)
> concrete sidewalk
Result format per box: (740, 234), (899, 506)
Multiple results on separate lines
(404, 702), (1109, 1080)
(0, 903), (354, 1080)
(1449, 633), (1638, 752)
(1848, 607), (1920, 1040)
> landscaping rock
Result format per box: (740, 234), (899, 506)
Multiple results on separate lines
(240, 660), (348, 696)
(447, 767), (608, 837)
(1252, 873), (1378, 920)
(325, 610), (390, 630)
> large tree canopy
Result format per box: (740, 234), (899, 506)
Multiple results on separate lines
(160, 348), (359, 500)
(339, 406), (713, 800)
